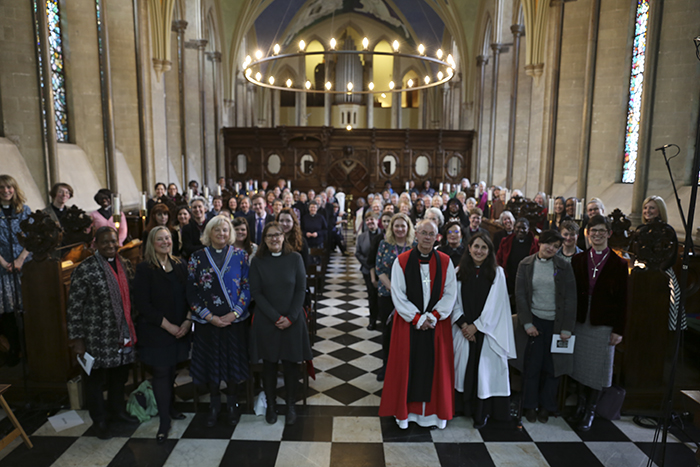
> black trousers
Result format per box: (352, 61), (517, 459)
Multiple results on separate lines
(84, 364), (131, 423)
(523, 316), (559, 412)
(362, 273), (379, 324)
(151, 366), (176, 428)
(378, 295), (394, 366)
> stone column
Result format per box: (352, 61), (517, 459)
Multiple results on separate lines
(207, 51), (222, 178)
(474, 55), (489, 180)
(272, 89), (280, 127)
(487, 44), (504, 186)
(366, 56), (374, 128)
(172, 20), (188, 185)
(391, 56), (401, 128)
(543, 0), (569, 195)
(186, 39), (209, 186)
(133, 0), (153, 191)
(324, 53), (332, 126)
(36, 0), (59, 188)
(296, 55), (306, 126)
(630, 0), (664, 225)
(576, 0), (601, 201)
(97, 0), (118, 192)
(506, 25), (525, 189)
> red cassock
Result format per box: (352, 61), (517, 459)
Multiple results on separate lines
(378, 250), (455, 422)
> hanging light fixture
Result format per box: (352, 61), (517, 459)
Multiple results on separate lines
(242, 36), (456, 95)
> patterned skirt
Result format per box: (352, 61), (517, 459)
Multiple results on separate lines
(571, 299), (614, 390)
(191, 321), (249, 386)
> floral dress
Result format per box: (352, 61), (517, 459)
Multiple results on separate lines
(375, 240), (412, 297)
(186, 245), (251, 385)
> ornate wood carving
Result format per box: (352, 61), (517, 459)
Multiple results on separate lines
(505, 196), (545, 231)
(631, 218), (678, 270)
(608, 208), (633, 251)
(17, 211), (61, 262)
(223, 127), (474, 207)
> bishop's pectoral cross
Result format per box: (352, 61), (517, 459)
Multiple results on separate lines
(422, 274), (432, 288)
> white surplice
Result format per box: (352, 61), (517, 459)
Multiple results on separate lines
(451, 266), (516, 399)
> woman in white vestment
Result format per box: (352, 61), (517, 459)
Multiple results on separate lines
(451, 233), (516, 428)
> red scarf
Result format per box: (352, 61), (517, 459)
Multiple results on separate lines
(108, 258), (137, 346)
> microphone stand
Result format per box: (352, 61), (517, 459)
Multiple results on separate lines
(651, 84), (700, 466)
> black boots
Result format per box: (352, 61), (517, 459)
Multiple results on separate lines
(567, 386), (587, 424)
(263, 363), (278, 425)
(206, 394), (221, 427)
(577, 389), (600, 432)
(283, 363), (299, 426)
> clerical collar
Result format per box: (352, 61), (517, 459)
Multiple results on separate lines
(106, 257), (115, 262)
(1, 205), (9, 209)
(593, 247), (609, 255)
(517, 238), (526, 243)
(215, 248), (223, 254)
(418, 249), (433, 263)
(536, 255), (551, 262)
(271, 252), (282, 257)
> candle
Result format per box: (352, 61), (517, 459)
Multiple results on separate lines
(439, 183), (444, 192)
(216, 185), (222, 196)
(487, 189), (492, 202)
(405, 181), (410, 192)
(140, 192), (147, 211)
(288, 180), (292, 190)
(112, 194), (121, 215)
(254, 180), (258, 190)
(204, 186), (210, 200)
(188, 188), (193, 200)
(548, 197), (554, 213)
(576, 201), (583, 220)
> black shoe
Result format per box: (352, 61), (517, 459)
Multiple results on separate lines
(113, 410), (139, 424)
(156, 424), (170, 444)
(286, 403), (297, 426)
(94, 421), (112, 440)
(170, 409), (186, 421)
(206, 404), (220, 427)
(538, 409), (550, 424)
(376, 367), (385, 382)
(228, 404), (241, 427)
(473, 415), (489, 429)
(577, 410), (596, 432)
(265, 404), (278, 425)
(367, 322), (376, 331)
(524, 409), (537, 423)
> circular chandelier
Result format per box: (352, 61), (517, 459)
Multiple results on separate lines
(242, 37), (457, 95)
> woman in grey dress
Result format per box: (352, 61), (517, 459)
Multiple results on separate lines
(570, 215), (628, 431)
(250, 222), (312, 426)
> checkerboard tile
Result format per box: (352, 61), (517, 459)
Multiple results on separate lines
(0, 246), (698, 467)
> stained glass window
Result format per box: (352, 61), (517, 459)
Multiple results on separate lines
(621, 0), (649, 184)
(35, 0), (69, 141)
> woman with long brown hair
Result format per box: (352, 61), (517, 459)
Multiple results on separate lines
(232, 217), (257, 262)
(277, 208), (309, 266)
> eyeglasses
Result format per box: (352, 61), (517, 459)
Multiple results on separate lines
(417, 231), (436, 238)
(265, 232), (284, 239)
(447, 229), (461, 235)
(588, 228), (608, 235)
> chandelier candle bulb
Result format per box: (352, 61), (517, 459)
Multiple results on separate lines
(325, 81), (332, 90)
(368, 82), (374, 91)
(273, 44), (280, 55)
(330, 38), (336, 49)
(362, 37), (369, 49)
(418, 44), (425, 55)
(389, 81), (395, 90)
(407, 79), (413, 88)
(305, 81), (311, 89)
(299, 40), (305, 51)
(347, 82), (353, 91)
(286, 79), (292, 88)
(424, 76), (430, 84)
(438, 71), (443, 80)
(393, 40), (399, 51)
(269, 76), (275, 85)
(255, 50), (262, 60)
(255, 72), (262, 81)
(437, 49), (443, 59)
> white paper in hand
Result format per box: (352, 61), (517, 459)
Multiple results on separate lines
(77, 352), (95, 375)
(550, 335), (575, 354)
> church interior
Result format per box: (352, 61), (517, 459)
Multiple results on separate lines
(1, 0), (700, 465)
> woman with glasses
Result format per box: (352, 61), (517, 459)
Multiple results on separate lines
(516, 230), (576, 424)
(250, 222), (312, 426)
(570, 215), (627, 431)
(438, 220), (465, 267)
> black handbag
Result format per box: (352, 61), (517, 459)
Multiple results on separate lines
(596, 384), (626, 420)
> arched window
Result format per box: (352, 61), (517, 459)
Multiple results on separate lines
(621, 0), (649, 184)
(37, 0), (69, 141)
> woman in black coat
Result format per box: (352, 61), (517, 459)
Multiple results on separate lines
(133, 226), (191, 443)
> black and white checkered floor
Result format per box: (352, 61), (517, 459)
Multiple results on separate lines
(0, 250), (698, 466)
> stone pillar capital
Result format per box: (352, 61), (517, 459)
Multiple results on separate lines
(511, 24), (526, 36)
(206, 51), (222, 62)
(476, 55), (489, 66)
(171, 20), (188, 33)
(490, 43), (506, 54)
(186, 39), (208, 50)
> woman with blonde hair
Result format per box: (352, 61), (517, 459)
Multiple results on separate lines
(0, 175), (31, 366)
(133, 226), (190, 443)
(642, 195), (668, 224)
(187, 215), (251, 428)
(375, 213), (416, 380)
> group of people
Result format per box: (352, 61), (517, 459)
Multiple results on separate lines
(355, 182), (670, 432)
(0, 171), (674, 440)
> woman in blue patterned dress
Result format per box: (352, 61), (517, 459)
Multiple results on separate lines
(187, 215), (251, 428)
(0, 175), (31, 366)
